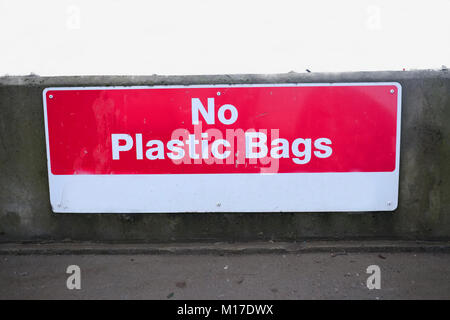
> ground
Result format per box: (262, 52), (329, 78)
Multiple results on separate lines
(1, 247), (449, 299)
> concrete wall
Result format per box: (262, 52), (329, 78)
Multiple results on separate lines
(0, 70), (449, 242)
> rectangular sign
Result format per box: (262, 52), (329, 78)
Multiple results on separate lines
(43, 83), (401, 213)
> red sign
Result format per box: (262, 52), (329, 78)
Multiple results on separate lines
(44, 84), (399, 175)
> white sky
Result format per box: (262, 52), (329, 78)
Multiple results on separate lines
(1, 0), (449, 76)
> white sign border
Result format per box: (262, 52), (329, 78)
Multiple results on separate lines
(42, 82), (402, 213)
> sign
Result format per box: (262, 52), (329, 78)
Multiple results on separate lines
(43, 83), (401, 213)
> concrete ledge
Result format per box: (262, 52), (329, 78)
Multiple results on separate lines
(1, 69), (447, 87)
(1, 241), (450, 255)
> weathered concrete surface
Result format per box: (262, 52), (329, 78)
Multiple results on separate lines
(1, 251), (449, 299)
(0, 70), (449, 242)
(1, 241), (450, 255)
